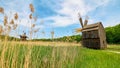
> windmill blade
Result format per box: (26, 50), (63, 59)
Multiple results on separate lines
(75, 28), (82, 33)
(84, 15), (89, 27)
(78, 13), (84, 28)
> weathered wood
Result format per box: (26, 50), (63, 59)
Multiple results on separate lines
(81, 22), (107, 49)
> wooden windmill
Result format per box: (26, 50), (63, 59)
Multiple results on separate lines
(76, 13), (107, 49)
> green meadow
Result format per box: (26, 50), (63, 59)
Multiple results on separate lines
(0, 42), (120, 68)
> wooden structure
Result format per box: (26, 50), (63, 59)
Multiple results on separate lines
(76, 14), (107, 49)
(82, 22), (107, 49)
(20, 33), (27, 41)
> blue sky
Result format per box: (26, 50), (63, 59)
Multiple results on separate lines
(0, 0), (120, 39)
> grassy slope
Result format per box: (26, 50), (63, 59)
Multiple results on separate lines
(75, 47), (120, 68)
(0, 42), (120, 68)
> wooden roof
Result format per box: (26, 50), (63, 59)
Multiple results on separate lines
(82, 22), (102, 32)
(82, 27), (99, 32)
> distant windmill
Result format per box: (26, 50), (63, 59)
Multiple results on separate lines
(19, 31), (28, 41)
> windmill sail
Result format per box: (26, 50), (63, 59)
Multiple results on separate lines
(75, 13), (89, 33)
(79, 18), (84, 28)
(75, 28), (82, 33)
(84, 16), (89, 27)
(78, 13), (84, 28)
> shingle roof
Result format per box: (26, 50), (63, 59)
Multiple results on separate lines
(83, 22), (101, 29)
(82, 22), (102, 32)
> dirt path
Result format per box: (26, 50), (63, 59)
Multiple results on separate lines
(107, 50), (120, 54)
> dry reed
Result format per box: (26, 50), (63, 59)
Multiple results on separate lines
(10, 19), (14, 24)
(14, 13), (18, 20)
(29, 14), (32, 19)
(29, 4), (34, 13)
(32, 24), (35, 28)
(0, 7), (4, 14)
(4, 16), (8, 26)
(0, 25), (3, 34)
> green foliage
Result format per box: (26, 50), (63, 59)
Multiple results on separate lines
(32, 35), (82, 43)
(0, 35), (20, 41)
(54, 35), (82, 43)
(105, 24), (120, 44)
(32, 38), (52, 41)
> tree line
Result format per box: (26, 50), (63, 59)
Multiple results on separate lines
(105, 24), (120, 44)
(36, 24), (120, 44)
(0, 24), (120, 44)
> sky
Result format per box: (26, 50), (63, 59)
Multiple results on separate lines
(0, 0), (120, 39)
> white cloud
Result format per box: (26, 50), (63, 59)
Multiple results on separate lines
(0, 0), (112, 28)
(44, 0), (111, 27)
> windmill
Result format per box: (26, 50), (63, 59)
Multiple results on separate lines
(75, 13), (89, 33)
(19, 31), (28, 41)
(75, 13), (107, 49)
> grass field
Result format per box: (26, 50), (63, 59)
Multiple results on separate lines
(0, 41), (120, 68)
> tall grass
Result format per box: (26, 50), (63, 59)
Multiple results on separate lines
(0, 41), (80, 68)
(0, 41), (120, 68)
